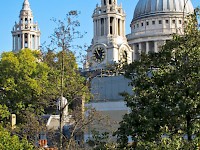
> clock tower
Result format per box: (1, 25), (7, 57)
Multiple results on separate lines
(85, 0), (132, 70)
(12, 0), (41, 52)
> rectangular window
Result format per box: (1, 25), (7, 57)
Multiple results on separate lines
(141, 22), (143, 26)
(146, 21), (149, 25)
(179, 20), (182, 24)
(159, 20), (162, 24)
(172, 20), (175, 24)
(165, 20), (169, 24)
(152, 21), (155, 25)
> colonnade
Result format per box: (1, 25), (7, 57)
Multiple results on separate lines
(12, 33), (40, 51)
(93, 17), (125, 36)
(132, 41), (159, 60)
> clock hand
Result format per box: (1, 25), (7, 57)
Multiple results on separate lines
(96, 49), (100, 56)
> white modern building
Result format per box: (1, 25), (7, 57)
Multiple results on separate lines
(11, 0), (40, 52)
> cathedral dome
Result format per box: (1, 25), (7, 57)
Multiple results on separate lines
(133, 0), (194, 21)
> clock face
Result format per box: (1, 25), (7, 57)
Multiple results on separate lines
(93, 46), (105, 63)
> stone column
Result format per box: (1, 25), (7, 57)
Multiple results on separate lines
(108, 17), (110, 35)
(104, 18), (106, 35)
(154, 41), (158, 53)
(15, 35), (18, 51)
(22, 34), (24, 49)
(120, 19), (122, 36)
(146, 42), (149, 54)
(96, 20), (98, 36)
(93, 20), (95, 36)
(29, 34), (31, 49)
(97, 19), (101, 36)
(95, 20), (97, 36)
(138, 43), (142, 54)
(122, 20), (125, 36)
(99, 19), (102, 36)
(34, 35), (37, 50)
(12, 36), (14, 51)
(19, 35), (21, 50)
(38, 36), (40, 49)
(116, 18), (118, 36)
(113, 18), (116, 35)
(132, 44), (136, 61)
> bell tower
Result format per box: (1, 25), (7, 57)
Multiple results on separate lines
(84, 0), (132, 70)
(12, 0), (40, 52)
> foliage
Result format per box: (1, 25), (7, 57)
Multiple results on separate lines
(116, 11), (200, 149)
(0, 104), (10, 122)
(43, 50), (90, 110)
(0, 125), (34, 150)
(87, 130), (117, 150)
(43, 10), (90, 110)
(0, 49), (50, 120)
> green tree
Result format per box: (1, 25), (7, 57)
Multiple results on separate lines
(0, 49), (50, 121)
(0, 125), (34, 150)
(0, 104), (10, 122)
(116, 11), (200, 149)
(42, 10), (90, 149)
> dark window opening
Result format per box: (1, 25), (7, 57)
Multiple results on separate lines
(25, 42), (28, 48)
(104, 0), (106, 5)
(152, 21), (155, 25)
(25, 34), (28, 38)
(118, 19), (120, 35)
(109, 0), (112, 4)
(159, 20), (162, 24)
(101, 18), (104, 36)
(25, 18), (28, 24)
(110, 17), (114, 34)
(146, 22), (149, 25)
(166, 20), (169, 24)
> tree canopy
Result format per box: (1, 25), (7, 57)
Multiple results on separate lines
(116, 11), (200, 149)
(0, 49), (50, 118)
(0, 125), (34, 150)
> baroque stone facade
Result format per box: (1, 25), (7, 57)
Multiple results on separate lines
(11, 0), (40, 52)
(85, 0), (194, 70)
(84, 0), (194, 140)
(85, 0), (132, 70)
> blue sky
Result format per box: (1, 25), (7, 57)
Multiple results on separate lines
(0, 0), (199, 54)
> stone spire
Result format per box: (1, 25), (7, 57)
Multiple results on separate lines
(21, 0), (31, 11)
(12, 0), (40, 52)
(84, 0), (132, 70)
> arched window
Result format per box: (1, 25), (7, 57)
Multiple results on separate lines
(104, 0), (106, 5)
(25, 18), (28, 24)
